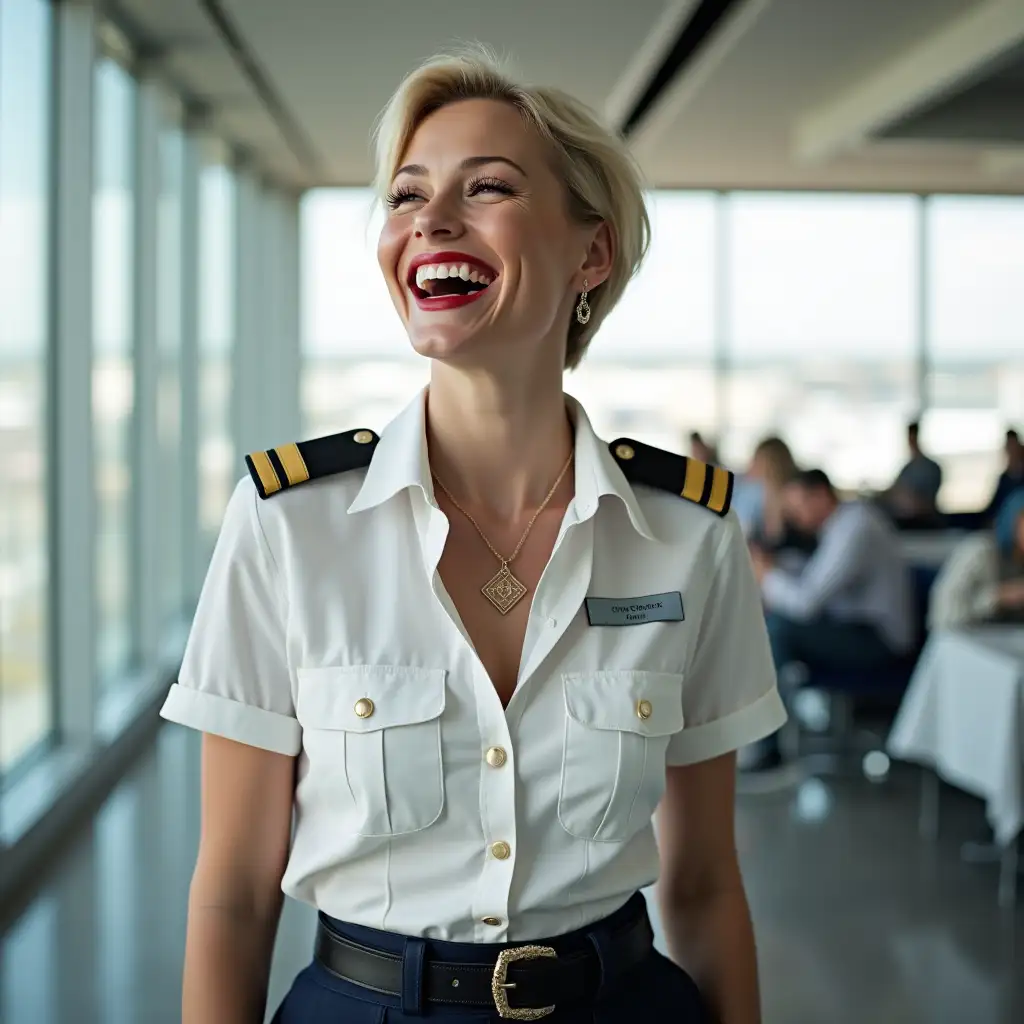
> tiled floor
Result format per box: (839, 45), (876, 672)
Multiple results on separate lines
(1, 724), (1021, 1023)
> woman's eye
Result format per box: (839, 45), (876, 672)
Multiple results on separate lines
(385, 187), (423, 210)
(467, 177), (515, 198)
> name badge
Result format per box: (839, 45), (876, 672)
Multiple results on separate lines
(585, 592), (685, 627)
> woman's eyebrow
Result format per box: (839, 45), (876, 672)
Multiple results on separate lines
(393, 155), (529, 178)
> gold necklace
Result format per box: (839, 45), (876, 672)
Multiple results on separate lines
(433, 450), (575, 615)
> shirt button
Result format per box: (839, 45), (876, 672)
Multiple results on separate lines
(482, 916), (502, 927)
(485, 746), (507, 768)
(546, 616), (557, 628)
(354, 698), (375, 719)
(636, 699), (653, 721)
(490, 841), (511, 860)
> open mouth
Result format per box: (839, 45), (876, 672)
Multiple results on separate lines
(407, 252), (498, 304)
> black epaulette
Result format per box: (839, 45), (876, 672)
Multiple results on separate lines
(609, 437), (734, 517)
(245, 428), (379, 500)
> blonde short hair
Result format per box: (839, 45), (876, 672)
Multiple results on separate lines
(373, 49), (650, 369)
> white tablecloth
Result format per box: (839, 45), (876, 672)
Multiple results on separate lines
(888, 626), (1024, 846)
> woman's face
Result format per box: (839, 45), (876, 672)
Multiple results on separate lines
(377, 98), (609, 367)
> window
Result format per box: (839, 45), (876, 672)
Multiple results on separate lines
(93, 57), (136, 690)
(301, 188), (425, 439)
(721, 193), (919, 488)
(198, 161), (237, 557)
(924, 196), (1024, 510)
(569, 192), (718, 452)
(0, 0), (52, 772)
(156, 110), (185, 624)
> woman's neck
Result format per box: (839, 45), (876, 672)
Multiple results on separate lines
(425, 365), (574, 520)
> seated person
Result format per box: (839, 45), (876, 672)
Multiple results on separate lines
(880, 420), (943, 528)
(980, 428), (1024, 523)
(745, 469), (914, 770)
(733, 436), (817, 564)
(929, 490), (1024, 630)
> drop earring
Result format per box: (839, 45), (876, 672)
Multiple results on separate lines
(576, 280), (591, 325)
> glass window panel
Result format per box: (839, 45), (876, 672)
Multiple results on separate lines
(722, 193), (919, 490)
(301, 188), (426, 439)
(0, 0), (52, 771)
(156, 113), (184, 622)
(923, 196), (1024, 511)
(570, 192), (717, 451)
(198, 162), (237, 558)
(93, 57), (136, 690)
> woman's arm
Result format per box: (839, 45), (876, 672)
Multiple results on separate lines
(183, 734), (296, 1024)
(656, 753), (760, 1024)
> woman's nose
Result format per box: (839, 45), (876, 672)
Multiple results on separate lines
(412, 198), (464, 240)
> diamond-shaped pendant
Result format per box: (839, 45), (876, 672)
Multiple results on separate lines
(482, 565), (528, 615)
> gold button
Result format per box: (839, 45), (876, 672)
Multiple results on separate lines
(636, 699), (653, 721)
(353, 697), (375, 719)
(353, 430), (374, 445)
(490, 841), (511, 860)
(485, 746), (507, 768)
(615, 443), (635, 461)
(482, 916), (502, 926)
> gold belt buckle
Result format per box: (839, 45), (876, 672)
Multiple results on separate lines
(491, 944), (558, 1020)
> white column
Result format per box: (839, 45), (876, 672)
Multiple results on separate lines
(232, 166), (265, 458)
(131, 70), (161, 661)
(274, 190), (303, 442)
(50, 0), (97, 744)
(179, 121), (202, 604)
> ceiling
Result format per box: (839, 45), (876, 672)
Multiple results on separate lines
(110, 0), (1024, 193)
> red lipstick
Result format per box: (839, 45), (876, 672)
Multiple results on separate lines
(406, 250), (498, 312)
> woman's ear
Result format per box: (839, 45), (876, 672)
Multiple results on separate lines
(577, 221), (614, 290)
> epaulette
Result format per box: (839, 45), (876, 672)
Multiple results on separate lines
(609, 437), (734, 517)
(245, 428), (379, 500)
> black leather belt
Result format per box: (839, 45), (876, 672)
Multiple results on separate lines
(314, 910), (653, 1020)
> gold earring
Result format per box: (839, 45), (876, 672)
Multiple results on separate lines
(576, 280), (591, 325)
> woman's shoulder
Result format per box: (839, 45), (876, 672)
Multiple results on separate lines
(244, 427), (380, 501)
(609, 436), (735, 517)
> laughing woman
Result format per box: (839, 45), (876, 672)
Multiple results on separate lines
(162, 50), (785, 1024)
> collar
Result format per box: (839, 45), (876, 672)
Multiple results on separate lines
(347, 389), (656, 541)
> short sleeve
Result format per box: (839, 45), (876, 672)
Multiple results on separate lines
(160, 477), (301, 755)
(666, 512), (787, 766)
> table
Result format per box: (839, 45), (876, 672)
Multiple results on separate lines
(888, 626), (1024, 906)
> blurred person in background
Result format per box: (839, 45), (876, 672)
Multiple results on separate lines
(745, 469), (913, 771)
(980, 428), (1024, 522)
(929, 489), (1024, 629)
(880, 420), (943, 528)
(688, 430), (719, 465)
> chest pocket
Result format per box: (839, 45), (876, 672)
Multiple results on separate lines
(559, 670), (684, 843)
(296, 665), (446, 837)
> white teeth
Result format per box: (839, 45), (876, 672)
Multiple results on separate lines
(412, 262), (494, 290)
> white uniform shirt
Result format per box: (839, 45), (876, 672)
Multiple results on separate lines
(762, 500), (914, 653)
(161, 393), (785, 942)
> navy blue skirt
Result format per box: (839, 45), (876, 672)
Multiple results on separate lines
(271, 893), (710, 1023)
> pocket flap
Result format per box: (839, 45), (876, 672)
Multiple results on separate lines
(562, 671), (684, 737)
(296, 665), (446, 733)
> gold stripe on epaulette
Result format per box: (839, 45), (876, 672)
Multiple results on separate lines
(682, 459), (707, 503)
(275, 443), (310, 487)
(708, 465), (731, 514)
(249, 450), (282, 496)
